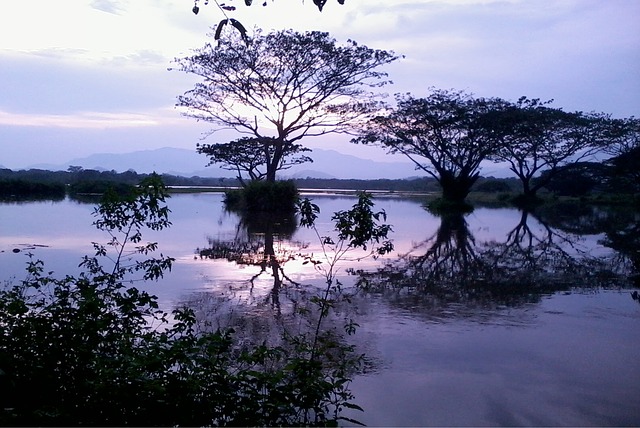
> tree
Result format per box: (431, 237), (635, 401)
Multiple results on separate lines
(173, 28), (398, 182)
(599, 116), (640, 194)
(353, 89), (506, 204)
(538, 161), (608, 197)
(196, 137), (312, 186)
(600, 116), (640, 157)
(605, 145), (640, 194)
(486, 97), (614, 201)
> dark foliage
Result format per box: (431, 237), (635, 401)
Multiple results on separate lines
(353, 89), (507, 203)
(225, 179), (299, 213)
(486, 97), (616, 199)
(68, 180), (137, 197)
(0, 179), (65, 201)
(197, 137), (312, 186)
(294, 177), (441, 193)
(605, 145), (640, 194)
(472, 177), (518, 193)
(538, 162), (609, 197)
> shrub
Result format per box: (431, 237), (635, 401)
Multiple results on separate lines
(225, 180), (299, 213)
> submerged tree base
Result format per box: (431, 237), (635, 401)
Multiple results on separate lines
(426, 197), (475, 215)
(224, 180), (299, 213)
(510, 193), (545, 209)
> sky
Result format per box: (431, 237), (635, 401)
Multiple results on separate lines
(1, 0), (639, 169)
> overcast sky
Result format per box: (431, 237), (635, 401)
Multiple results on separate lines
(1, 0), (639, 169)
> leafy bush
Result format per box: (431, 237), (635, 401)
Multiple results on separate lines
(225, 179), (299, 213)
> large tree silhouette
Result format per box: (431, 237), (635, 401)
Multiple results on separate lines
(486, 97), (615, 200)
(353, 89), (506, 203)
(174, 28), (398, 182)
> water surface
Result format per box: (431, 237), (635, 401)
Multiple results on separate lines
(1, 193), (638, 426)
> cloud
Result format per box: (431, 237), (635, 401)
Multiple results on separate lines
(90, 0), (126, 15)
(0, 110), (161, 129)
(0, 49), (193, 117)
(0, 0), (638, 170)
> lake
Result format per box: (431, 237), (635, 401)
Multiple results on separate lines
(1, 192), (639, 426)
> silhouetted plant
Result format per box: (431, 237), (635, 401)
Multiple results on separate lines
(298, 192), (393, 359)
(353, 89), (507, 204)
(174, 28), (397, 182)
(224, 179), (299, 213)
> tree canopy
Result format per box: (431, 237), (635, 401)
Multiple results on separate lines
(196, 137), (312, 186)
(485, 97), (615, 200)
(600, 116), (640, 157)
(174, 28), (398, 181)
(353, 89), (506, 204)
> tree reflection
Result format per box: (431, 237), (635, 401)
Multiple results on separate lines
(197, 209), (305, 314)
(356, 205), (635, 315)
(480, 208), (601, 292)
(383, 210), (486, 290)
(532, 202), (640, 286)
(595, 209), (640, 287)
(188, 198), (393, 393)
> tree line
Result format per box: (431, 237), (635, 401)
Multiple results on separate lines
(0, 162), (633, 204)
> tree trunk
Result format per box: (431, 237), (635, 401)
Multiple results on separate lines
(439, 172), (478, 203)
(521, 177), (536, 198)
(265, 142), (284, 182)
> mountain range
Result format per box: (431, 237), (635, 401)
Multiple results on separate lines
(23, 147), (423, 180)
(10, 147), (513, 179)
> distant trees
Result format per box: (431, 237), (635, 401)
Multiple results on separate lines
(353, 90), (506, 205)
(0, 179), (65, 201)
(174, 28), (398, 182)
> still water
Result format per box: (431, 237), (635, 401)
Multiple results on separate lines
(1, 193), (638, 426)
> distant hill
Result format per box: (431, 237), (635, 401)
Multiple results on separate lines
(26, 147), (420, 180)
(24, 147), (514, 179)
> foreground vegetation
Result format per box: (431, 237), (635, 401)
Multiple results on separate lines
(0, 175), (394, 426)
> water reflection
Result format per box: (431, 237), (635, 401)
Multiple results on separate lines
(196, 209), (308, 315)
(2, 194), (638, 425)
(354, 204), (635, 315)
(533, 202), (640, 285)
